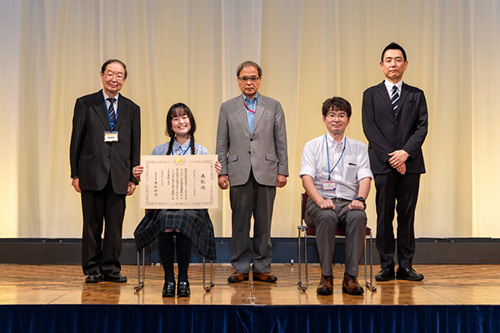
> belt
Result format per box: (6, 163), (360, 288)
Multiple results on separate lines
(330, 198), (350, 202)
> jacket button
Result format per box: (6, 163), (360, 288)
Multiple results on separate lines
(248, 151), (251, 154)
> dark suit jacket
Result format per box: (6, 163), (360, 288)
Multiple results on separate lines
(362, 81), (428, 175)
(70, 90), (141, 195)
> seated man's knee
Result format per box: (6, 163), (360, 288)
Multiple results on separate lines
(347, 210), (367, 227)
(307, 209), (337, 229)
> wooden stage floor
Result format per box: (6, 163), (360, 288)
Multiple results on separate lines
(1, 264), (499, 306)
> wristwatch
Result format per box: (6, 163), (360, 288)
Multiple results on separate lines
(355, 197), (366, 209)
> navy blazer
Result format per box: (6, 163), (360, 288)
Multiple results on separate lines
(362, 81), (428, 175)
(70, 90), (141, 194)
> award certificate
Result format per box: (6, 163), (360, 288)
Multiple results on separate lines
(140, 155), (218, 209)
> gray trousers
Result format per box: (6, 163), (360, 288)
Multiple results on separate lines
(229, 172), (276, 274)
(305, 197), (366, 277)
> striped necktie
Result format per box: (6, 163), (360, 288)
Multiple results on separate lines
(391, 85), (399, 115)
(107, 98), (116, 129)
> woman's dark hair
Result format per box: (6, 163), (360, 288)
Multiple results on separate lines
(165, 103), (197, 155)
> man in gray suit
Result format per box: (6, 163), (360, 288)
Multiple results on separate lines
(216, 61), (288, 283)
(70, 59), (141, 283)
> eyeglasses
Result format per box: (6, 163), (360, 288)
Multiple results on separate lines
(326, 112), (347, 120)
(104, 71), (125, 81)
(238, 76), (261, 83)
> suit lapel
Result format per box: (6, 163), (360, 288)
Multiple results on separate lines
(252, 96), (266, 135)
(376, 82), (393, 113)
(93, 90), (111, 130)
(235, 96), (251, 135)
(114, 93), (128, 130)
(396, 83), (410, 119)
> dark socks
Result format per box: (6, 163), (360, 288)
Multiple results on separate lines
(158, 232), (175, 282)
(175, 232), (192, 282)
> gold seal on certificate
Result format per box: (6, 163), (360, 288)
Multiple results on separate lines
(140, 155), (218, 209)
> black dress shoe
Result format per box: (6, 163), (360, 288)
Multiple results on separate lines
(177, 281), (190, 297)
(162, 281), (176, 297)
(396, 267), (424, 281)
(85, 273), (102, 283)
(375, 267), (395, 281)
(102, 273), (127, 283)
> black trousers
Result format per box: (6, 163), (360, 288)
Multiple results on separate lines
(374, 171), (420, 269)
(81, 178), (126, 275)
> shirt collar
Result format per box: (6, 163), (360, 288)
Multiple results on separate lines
(173, 138), (191, 151)
(243, 92), (259, 104)
(326, 133), (346, 146)
(102, 90), (120, 102)
(384, 80), (403, 93)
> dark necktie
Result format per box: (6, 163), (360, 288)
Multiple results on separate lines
(107, 98), (116, 129)
(391, 85), (399, 115)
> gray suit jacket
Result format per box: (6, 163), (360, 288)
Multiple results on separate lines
(216, 94), (288, 187)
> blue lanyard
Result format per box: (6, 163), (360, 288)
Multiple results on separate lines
(325, 135), (346, 181)
(171, 144), (190, 155)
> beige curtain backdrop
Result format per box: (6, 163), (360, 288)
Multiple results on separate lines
(1, 0), (499, 239)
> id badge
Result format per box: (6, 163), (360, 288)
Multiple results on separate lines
(104, 131), (119, 142)
(323, 181), (336, 191)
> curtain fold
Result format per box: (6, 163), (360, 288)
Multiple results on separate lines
(0, 0), (499, 238)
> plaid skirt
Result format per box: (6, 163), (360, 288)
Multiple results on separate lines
(134, 209), (216, 260)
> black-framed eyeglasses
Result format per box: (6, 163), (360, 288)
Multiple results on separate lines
(326, 112), (347, 120)
(238, 76), (261, 83)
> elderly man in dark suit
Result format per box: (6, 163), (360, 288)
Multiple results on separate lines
(362, 43), (428, 282)
(216, 61), (288, 283)
(70, 59), (141, 283)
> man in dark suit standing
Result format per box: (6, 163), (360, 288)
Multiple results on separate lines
(70, 59), (141, 283)
(362, 43), (428, 282)
(216, 61), (288, 283)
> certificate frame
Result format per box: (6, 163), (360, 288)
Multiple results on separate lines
(140, 154), (218, 209)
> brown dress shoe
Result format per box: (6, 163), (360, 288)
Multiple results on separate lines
(253, 272), (278, 282)
(342, 273), (364, 295)
(227, 272), (249, 283)
(316, 275), (333, 295)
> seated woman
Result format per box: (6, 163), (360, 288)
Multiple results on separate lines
(133, 103), (220, 297)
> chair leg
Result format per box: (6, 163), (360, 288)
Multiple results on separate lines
(297, 226), (308, 292)
(134, 248), (145, 293)
(203, 257), (214, 292)
(366, 230), (377, 292)
(364, 235), (368, 288)
(304, 233), (309, 291)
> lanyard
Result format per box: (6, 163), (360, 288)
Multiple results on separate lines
(243, 101), (256, 114)
(325, 135), (346, 181)
(171, 144), (190, 155)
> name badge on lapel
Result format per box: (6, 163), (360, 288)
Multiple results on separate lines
(104, 131), (119, 142)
